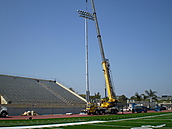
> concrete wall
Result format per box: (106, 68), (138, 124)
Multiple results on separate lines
(7, 107), (85, 116)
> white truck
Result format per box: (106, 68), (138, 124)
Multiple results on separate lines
(0, 106), (8, 117)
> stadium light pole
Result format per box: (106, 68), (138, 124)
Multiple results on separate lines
(77, 2), (94, 103)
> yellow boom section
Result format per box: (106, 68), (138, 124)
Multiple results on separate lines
(100, 61), (116, 108)
(102, 62), (113, 100)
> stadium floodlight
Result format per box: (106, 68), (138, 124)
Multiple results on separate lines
(77, 10), (94, 21)
(77, 8), (94, 103)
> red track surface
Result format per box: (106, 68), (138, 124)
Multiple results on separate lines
(0, 110), (171, 120)
(0, 114), (89, 120)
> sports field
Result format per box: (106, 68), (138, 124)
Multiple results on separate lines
(0, 112), (172, 129)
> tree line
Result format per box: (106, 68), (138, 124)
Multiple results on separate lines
(69, 87), (171, 103)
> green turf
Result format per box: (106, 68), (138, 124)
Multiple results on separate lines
(0, 112), (172, 129)
(58, 112), (172, 129)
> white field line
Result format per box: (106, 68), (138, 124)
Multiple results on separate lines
(1, 113), (172, 129)
(0, 121), (106, 129)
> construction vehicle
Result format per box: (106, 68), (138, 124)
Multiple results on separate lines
(84, 0), (118, 115)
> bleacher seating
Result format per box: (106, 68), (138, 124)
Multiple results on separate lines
(40, 81), (86, 104)
(0, 74), (86, 106)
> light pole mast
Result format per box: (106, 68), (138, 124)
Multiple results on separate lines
(77, 1), (94, 103)
(85, 0), (90, 103)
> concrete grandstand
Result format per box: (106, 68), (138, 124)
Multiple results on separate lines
(0, 74), (87, 115)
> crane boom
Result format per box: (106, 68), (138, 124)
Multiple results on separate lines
(82, 0), (118, 115)
(91, 0), (106, 62)
(91, 0), (116, 106)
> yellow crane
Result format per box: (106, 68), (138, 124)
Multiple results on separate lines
(84, 0), (118, 115)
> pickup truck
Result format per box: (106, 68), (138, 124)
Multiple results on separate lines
(0, 106), (8, 117)
(133, 106), (147, 113)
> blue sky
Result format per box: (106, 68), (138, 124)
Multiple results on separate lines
(0, 0), (172, 98)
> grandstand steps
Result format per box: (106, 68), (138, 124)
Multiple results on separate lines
(0, 74), (86, 107)
(39, 81), (71, 105)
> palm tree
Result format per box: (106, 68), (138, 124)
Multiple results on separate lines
(145, 89), (157, 102)
(129, 95), (136, 103)
(141, 94), (148, 101)
(135, 92), (142, 103)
